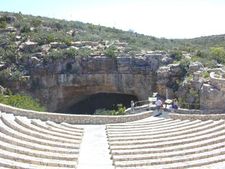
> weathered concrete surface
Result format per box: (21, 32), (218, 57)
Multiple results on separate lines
(77, 125), (114, 169)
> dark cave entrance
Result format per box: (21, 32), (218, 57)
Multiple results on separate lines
(63, 93), (138, 114)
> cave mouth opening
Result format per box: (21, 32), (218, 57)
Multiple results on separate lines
(62, 93), (138, 115)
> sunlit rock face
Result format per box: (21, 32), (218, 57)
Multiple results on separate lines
(29, 54), (167, 113)
(200, 71), (225, 112)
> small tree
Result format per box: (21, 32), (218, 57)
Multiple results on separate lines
(0, 21), (7, 29)
(210, 47), (225, 64)
(104, 45), (117, 58)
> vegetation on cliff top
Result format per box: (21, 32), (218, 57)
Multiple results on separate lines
(0, 92), (45, 111)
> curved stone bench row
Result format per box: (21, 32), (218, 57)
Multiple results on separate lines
(106, 116), (225, 168)
(0, 112), (84, 169)
(107, 120), (208, 138)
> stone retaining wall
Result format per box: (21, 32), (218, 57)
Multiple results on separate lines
(0, 103), (151, 124)
(169, 108), (225, 121)
(169, 112), (225, 121)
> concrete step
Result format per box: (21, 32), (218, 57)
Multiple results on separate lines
(121, 134), (225, 154)
(0, 138), (78, 161)
(108, 117), (166, 127)
(108, 121), (225, 146)
(114, 152), (225, 168)
(31, 119), (83, 136)
(107, 120), (221, 142)
(109, 129), (225, 150)
(112, 141), (225, 161)
(1, 114), (80, 145)
(0, 117), (78, 154)
(0, 118), (78, 149)
(0, 156), (75, 169)
(0, 148), (77, 168)
(106, 119), (191, 131)
(106, 118), (177, 128)
(15, 116), (82, 141)
(107, 120), (212, 137)
(48, 121), (84, 133)
(115, 160), (225, 169)
(0, 130), (78, 154)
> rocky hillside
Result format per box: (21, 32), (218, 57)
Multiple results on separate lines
(0, 11), (225, 112)
(0, 11), (225, 70)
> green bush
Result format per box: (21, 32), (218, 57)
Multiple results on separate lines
(209, 47), (225, 64)
(169, 50), (182, 61)
(94, 109), (116, 115)
(31, 18), (42, 27)
(47, 50), (63, 60)
(0, 93), (45, 111)
(202, 71), (210, 79)
(179, 58), (190, 76)
(77, 48), (91, 57)
(0, 21), (7, 29)
(21, 24), (31, 33)
(104, 45), (117, 58)
(94, 104), (126, 115)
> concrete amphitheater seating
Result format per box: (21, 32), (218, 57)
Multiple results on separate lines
(106, 116), (225, 169)
(0, 111), (84, 169)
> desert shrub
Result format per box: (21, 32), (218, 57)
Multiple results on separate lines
(47, 50), (63, 60)
(94, 104), (126, 115)
(0, 20), (7, 29)
(209, 47), (225, 64)
(178, 88), (200, 109)
(179, 58), (190, 76)
(31, 18), (42, 27)
(77, 48), (91, 57)
(202, 71), (210, 79)
(64, 48), (78, 58)
(0, 93), (45, 111)
(20, 24), (31, 33)
(116, 104), (126, 115)
(94, 109), (116, 115)
(169, 50), (182, 61)
(104, 45), (117, 58)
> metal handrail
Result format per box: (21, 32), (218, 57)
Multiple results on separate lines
(134, 100), (150, 107)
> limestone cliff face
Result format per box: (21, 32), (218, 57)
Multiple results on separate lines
(29, 54), (165, 112)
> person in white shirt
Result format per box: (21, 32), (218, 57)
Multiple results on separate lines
(155, 98), (163, 111)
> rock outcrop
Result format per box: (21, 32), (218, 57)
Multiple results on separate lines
(156, 63), (183, 98)
(27, 54), (170, 112)
(200, 69), (225, 112)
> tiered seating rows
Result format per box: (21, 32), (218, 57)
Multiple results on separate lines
(106, 117), (225, 169)
(0, 112), (84, 169)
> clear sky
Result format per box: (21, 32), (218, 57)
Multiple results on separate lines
(1, 0), (225, 39)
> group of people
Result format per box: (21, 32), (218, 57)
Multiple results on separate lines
(130, 94), (179, 114)
(155, 98), (178, 110)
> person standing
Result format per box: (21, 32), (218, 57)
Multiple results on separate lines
(156, 98), (162, 109)
(131, 100), (135, 113)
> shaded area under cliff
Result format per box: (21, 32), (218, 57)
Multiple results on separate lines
(58, 93), (138, 114)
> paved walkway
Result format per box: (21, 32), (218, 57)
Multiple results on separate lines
(77, 125), (114, 169)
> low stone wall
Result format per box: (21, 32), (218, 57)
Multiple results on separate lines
(174, 108), (225, 114)
(174, 108), (202, 114)
(169, 108), (225, 121)
(0, 103), (151, 124)
(170, 112), (225, 121)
